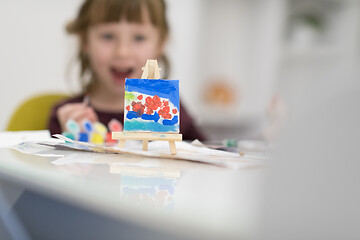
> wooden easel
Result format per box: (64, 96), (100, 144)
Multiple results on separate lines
(112, 60), (183, 155)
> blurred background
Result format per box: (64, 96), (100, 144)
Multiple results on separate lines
(1, 1), (359, 239)
(0, 0), (359, 141)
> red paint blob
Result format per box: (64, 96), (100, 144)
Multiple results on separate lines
(131, 101), (145, 116)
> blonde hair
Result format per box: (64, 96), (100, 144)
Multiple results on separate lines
(66, 0), (170, 92)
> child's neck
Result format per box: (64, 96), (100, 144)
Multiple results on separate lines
(88, 89), (124, 113)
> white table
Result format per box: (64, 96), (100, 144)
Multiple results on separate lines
(0, 144), (263, 240)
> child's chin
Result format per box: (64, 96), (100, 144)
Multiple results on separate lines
(111, 82), (126, 90)
(110, 82), (124, 91)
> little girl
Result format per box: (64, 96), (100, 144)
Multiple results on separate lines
(48, 0), (205, 141)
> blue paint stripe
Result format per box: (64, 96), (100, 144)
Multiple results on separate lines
(141, 112), (160, 122)
(163, 116), (178, 126)
(126, 111), (138, 119)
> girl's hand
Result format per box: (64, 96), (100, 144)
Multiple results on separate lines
(57, 103), (98, 132)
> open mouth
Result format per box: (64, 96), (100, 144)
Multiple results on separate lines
(110, 67), (134, 84)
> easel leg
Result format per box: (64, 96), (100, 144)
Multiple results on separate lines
(118, 140), (126, 148)
(168, 141), (176, 155)
(143, 140), (149, 151)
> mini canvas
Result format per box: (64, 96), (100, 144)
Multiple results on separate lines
(124, 78), (180, 133)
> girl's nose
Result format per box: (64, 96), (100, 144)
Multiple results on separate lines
(115, 41), (131, 58)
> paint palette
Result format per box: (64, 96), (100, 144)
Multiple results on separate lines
(62, 118), (122, 146)
(124, 78), (180, 133)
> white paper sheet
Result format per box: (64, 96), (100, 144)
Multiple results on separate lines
(0, 130), (53, 148)
(50, 134), (264, 170)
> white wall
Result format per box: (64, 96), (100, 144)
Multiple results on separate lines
(169, 0), (285, 128)
(0, 0), (83, 130)
(166, 0), (204, 117)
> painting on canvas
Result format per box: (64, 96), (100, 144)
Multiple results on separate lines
(124, 78), (180, 133)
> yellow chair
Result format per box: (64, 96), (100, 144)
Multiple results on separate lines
(6, 93), (69, 131)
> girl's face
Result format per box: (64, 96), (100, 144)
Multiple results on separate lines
(85, 13), (164, 96)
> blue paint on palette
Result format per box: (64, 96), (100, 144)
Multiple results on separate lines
(125, 79), (179, 109)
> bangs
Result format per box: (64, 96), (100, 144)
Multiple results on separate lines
(88, 0), (154, 26)
(67, 0), (168, 39)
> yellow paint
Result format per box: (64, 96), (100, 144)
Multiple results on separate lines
(91, 133), (104, 144)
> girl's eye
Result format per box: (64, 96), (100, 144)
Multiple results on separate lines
(101, 33), (114, 40)
(134, 35), (146, 42)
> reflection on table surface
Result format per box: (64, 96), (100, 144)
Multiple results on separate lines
(0, 147), (264, 239)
